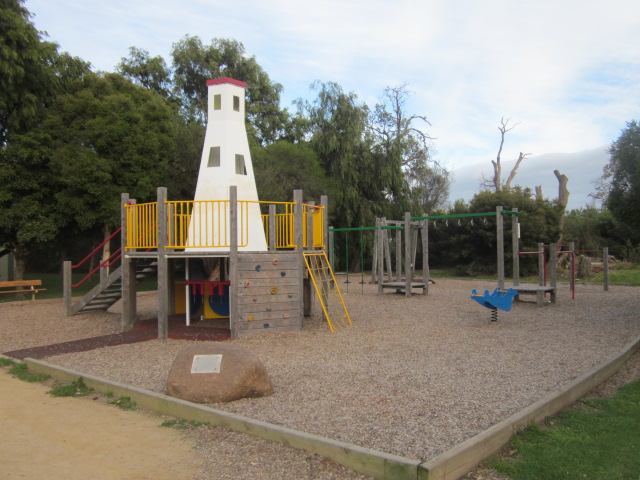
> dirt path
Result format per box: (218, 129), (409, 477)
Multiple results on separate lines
(0, 371), (203, 480)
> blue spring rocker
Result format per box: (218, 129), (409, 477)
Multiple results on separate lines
(470, 288), (518, 321)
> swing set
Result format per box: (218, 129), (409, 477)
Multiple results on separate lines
(328, 207), (520, 296)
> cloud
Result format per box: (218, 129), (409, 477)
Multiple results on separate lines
(449, 146), (610, 210)
(26, 0), (640, 171)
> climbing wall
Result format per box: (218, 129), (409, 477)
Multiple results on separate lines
(236, 252), (302, 336)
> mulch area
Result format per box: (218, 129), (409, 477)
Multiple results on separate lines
(4, 314), (230, 360)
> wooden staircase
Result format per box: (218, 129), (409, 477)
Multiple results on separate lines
(66, 259), (157, 316)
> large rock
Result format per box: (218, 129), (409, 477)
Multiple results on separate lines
(166, 343), (273, 403)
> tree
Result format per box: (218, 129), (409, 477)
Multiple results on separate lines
(41, 73), (177, 253)
(487, 117), (530, 192)
(170, 36), (289, 143)
(300, 81), (378, 229)
(0, 132), (63, 278)
(369, 84), (449, 213)
(0, 0), (92, 278)
(369, 84), (433, 170)
(117, 47), (173, 100)
(0, 0), (58, 143)
(252, 141), (330, 203)
(599, 120), (640, 242)
(406, 159), (451, 214)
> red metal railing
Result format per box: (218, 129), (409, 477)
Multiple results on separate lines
(72, 227), (123, 288)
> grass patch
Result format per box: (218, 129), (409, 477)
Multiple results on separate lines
(587, 267), (640, 286)
(108, 396), (136, 410)
(160, 419), (208, 430)
(489, 378), (640, 480)
(0, 357), (16, 367)
(0, 272), (157, 303)
(48, 377), (94, 397)
(8, 362), (51, 383)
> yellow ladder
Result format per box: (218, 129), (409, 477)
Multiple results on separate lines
(303, 252), (352, 333)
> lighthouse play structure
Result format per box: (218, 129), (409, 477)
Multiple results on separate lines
(64, 77), (351, 338)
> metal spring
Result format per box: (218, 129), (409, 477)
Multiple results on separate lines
(490, 308), (498, 322)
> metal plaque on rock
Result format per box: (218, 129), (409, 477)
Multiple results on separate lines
(191, 354), (223, 374)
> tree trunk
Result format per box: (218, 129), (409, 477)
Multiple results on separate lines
(12, 243), (26, 301)
(535, 185), (543, 201)
(554, 170), (569, 245)
(504, 152), (530, 191)
(102, 224), (111, 275)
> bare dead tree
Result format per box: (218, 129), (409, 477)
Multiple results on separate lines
(504, 151), (531, 190)
(535, 185), (543, 201)
(485, 117), (529, 192)
(554, 169), (570, 245)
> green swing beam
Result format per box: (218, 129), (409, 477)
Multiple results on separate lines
(411, 210), (520, 221)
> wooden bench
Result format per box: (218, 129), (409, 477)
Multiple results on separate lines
(0, 280), (46, 301)
(510, 284), (556, 307)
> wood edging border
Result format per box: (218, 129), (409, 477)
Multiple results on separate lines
(20, 334), (640, 480)
(22, 358), (420, 480)
(418, 334), (640, 480)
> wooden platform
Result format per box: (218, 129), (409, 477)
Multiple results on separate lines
(510, 284), (556, 307)
(380, 282), (427, 294)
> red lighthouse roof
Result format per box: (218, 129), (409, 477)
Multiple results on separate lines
(206, 77), (247, 88)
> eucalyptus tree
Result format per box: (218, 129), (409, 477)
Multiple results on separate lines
(170, 36), (290, 144)
(299, 81), (381, 229)
(0, 0), (91, 277)
(42, 73), (177, 253)
(598, 120), (640, 243)
(369, 83), (449, 214)
(0, 0), (58, 143)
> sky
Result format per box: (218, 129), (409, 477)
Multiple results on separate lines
(25, 0), (640, 208)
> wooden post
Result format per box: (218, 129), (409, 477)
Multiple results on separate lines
(537, 243), (545, 286)
(321, 195), (329, 252)
(395, 227), (402, 282)
(371, 218), (379, 284)
(536, 242), (545, 307)
(293, 189), (304, 330)
(603, 246), (609, 291)
(156, 188), (169, 339)
(569, 241), (576, 299)
(404, 212), (412, 297)
(382, 218), (393, 282)
(512, 207), (519, 286)
(306, 201), (315, 251)
(229, 186), (239, 338)
(496, 206), (505, 289)
(549, 243), (558, 304)
(121, 193), (138, 331)
(268, 204), (276, 252)
(422, 215), (429, 295)
(377, 219), (384, 295)
(329, 226), (335, 271)
(63, 261), (72, 316)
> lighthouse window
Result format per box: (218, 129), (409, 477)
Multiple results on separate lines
(233, 95), (240, 112)
(235, 154), (247, 175)
(208, 146), (220, 167)
(213, 94), (221, 110)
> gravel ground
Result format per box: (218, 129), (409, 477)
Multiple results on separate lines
(2, 279), (639, 479)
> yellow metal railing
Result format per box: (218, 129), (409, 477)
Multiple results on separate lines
(303, 204), (325, 248)
(261, 202), (296, 248)
(167, 200), (240, 249)
(125, 202), (158, 249)
(125, 200), (324, 250)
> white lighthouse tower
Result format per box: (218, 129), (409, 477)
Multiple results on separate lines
(188, 78), (267, 252)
